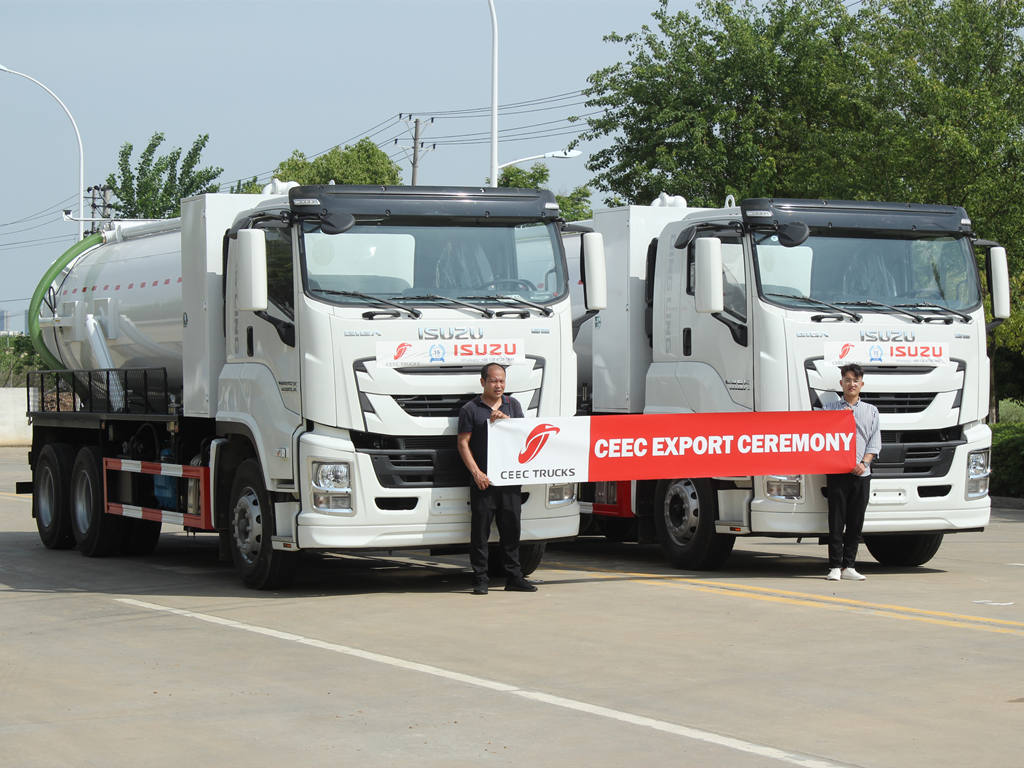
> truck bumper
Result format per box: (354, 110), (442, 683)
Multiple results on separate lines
(293, 431), (579, 550)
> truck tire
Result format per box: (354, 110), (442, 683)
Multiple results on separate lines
(71, 446), (124, 557)
(487, 541), (546, 577)
(228, 459), (296, 589)
(653, 478), (734, 570)
(121, 518), (162, 556)
(34, 443), (76, 549)
(864, 532), (943, 567)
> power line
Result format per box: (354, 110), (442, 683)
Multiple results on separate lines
(0, 193), (77, 228)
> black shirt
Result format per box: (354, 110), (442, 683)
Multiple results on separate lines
(457, 394), (524, 474)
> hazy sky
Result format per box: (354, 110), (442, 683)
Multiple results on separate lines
(1, 0), (696, 330)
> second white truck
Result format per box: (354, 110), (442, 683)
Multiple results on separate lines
(567, 196), (1010, 569)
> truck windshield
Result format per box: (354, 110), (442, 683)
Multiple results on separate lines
(300, 220), (567, 305)
(753, 232), (981, 312)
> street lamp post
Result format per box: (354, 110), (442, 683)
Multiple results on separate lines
(487, 0), (499, 187)
(497, 149), (582, 171)
(0, 64), (84, 241)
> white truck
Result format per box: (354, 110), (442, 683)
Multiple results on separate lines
(567, 196), (1010, 569)
(23, 184), (606, 588)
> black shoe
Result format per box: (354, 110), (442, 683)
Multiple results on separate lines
(505, 578), (538, 592)
(472, 582), (488, 595)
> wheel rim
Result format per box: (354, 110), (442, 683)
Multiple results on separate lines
(662, 479), (700, 547)
(232, 487), (262, 566)
(37, 465), (56, 529)
(73, 468), (94, 534)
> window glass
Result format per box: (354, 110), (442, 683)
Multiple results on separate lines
(264, 226), (294, 318)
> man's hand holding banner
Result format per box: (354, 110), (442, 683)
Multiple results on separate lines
(487, 411), (856, 486)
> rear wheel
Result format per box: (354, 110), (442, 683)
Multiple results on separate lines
(653, 478), (734, 570)
(33, 443), (75, 549)
(228, 459), (296, 589)
(864, 532), (943, 567)
(71, 446), (124, 557)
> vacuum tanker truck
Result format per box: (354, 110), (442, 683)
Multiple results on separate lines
(22, 184), (606, 588)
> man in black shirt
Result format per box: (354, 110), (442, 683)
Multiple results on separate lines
(457, 362), (537, 595)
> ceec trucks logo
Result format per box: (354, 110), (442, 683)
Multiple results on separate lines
(518, 423), (560, 464)
(839, 343), (854, 359)
(393, 343), (412, 360)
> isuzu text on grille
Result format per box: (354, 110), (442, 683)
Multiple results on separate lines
(417, 327), (484, 340)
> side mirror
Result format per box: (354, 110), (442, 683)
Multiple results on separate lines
(777, 221), (810, 247)
(234, 229), (268, 312)
(321, 211), (356, 235)
(674, 225), (696, 250)
(694, 237), (724, 314)
(989, 246), (1010, 319)
(582, 232), (607, 310)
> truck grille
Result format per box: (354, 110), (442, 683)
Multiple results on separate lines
(392, 393), (476, 418)
(859, 391), (936, 414)
(871, 427), (963, 478)
(351, 432), (469, 488)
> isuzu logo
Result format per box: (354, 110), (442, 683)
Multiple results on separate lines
(417, 327), (484, 340)
(860, 329), (916, 342)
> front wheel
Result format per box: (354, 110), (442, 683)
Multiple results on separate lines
(864, 532), (943, 567)
(228, 459), (296, 589)
(653, 478), (734, 570)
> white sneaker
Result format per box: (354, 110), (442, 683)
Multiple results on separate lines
(841, 567), (866, 581)
(826, 568), (841, 581)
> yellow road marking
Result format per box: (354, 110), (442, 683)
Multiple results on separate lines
(543, 560), (1024, 637)
(0, 491), (31, 502)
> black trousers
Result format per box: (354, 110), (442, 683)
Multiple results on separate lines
(826, 473), (871, 568)
(469, 486), (523, 582)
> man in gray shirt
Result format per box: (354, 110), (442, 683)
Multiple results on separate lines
(823, 363), (881, 581)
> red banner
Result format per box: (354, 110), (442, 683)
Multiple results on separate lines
(487, 411), (856, 485)
(587, 410), (855, 481)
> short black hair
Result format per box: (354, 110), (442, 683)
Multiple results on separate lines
(840, 363), (864, 379)
(480, 362), (507, 379)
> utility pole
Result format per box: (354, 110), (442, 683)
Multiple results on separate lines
(395, 115), (436, 185)
(411, 118), (421, 186)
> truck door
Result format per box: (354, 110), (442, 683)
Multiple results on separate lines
(226, 222), (302, 417)
(684, 230), (753, 410)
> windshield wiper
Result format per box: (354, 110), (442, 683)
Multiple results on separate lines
(765, 292), (862, 321)
(311, 289), (421, 318)
(400, 294), (494, 318)
(836, 300), (924, 323)
(896, 302), (971, 323)
(468, 294), (553, 317)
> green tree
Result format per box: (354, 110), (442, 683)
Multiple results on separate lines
(273, 138), (402, 186)
(230, 176), (263, 194)
(498, 163), (593, 221)
(106, 132), (223, 218)
(581, 0), (1024, 401)
(0, 334), (43, 387)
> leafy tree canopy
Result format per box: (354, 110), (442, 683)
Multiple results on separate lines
(105, 132), (222, 218)
(498, 163), (593, 222)
(273, 138), (401, 186)
(582, 0), (1024, 399)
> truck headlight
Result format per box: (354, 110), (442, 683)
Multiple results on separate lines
(312, 461), (352, 513)
(766, 475), (803, 501)
(547, 483), (576, 507)
(966, 449), (990, 499)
